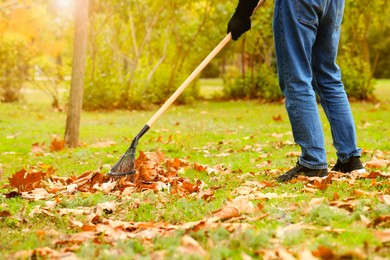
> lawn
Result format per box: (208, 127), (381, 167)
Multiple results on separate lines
(0, 80), (389, 259)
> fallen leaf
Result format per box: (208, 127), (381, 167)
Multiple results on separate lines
(309, 197), (325, 207)
(0, 210), (12, 217)
(31, 142), (45, 154)
(360, 215), (371, 226)
(212, 206), (240, 221)
(364, 157), (390, 169)
(195, 189), (215, 201)
(373, 229), (390, 243)
(177, 235), (207, 257)
(49, 137), (65, 152)
(22, 188), (51, 201)
(381, 194), (390, 205)
(272, 115), (283, 122)
(285, 151), (300, 157)
(329, 201), (357, 212)
(90, 140), (116, 148)
(312, 246), (336, 260)
(13, 247), (73, 260)
(96, 201), (117, 216)
(371, 215), (390, 227)
(232, 196), (255, 214)
(8, 169), (43, 192)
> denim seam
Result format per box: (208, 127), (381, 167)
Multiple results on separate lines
(332, 0), (345, 29)
(299, 158), (328, 170)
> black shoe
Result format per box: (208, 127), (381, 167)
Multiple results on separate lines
(331, 156), (366, 173)
(277, 163), (328, 182)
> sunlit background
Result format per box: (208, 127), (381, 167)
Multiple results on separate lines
(53, 0), (73, 10)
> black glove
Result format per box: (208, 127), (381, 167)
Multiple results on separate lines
(227, 0), (260, 41)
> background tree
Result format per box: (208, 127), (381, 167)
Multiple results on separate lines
(64, 0), (89, 148)
(0, 0), (388, 108)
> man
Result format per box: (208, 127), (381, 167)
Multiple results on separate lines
(227, 0), (365, 182)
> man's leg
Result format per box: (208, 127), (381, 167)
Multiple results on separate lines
(311, 0), (362, 164)
(273, 0), (327, 170)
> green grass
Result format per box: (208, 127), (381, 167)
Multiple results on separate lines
(0, 79), (389, 258)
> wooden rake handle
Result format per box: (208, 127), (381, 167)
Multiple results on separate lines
(146, 33), (232, 127)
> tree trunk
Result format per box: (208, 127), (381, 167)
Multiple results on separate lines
(64, 0), (89, 148)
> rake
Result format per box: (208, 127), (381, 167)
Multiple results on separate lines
(108, 33), (232, 177)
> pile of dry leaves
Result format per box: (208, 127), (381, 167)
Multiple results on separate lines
(3, 151), (390, 259)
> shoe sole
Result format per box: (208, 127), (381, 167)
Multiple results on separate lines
(351, 168), (367, 174)
(331, 168), (366, 174)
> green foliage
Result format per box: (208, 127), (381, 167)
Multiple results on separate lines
(0, 33), (31, 102)
(83, 73), (125, 110)
(338, 45), (375, 100)
(201, 62), (221, 78)
(0, 0), (388, 108)
(223, 64), (282, 101)
(83, 0), (218, 110)
(1, 91), (390, 258)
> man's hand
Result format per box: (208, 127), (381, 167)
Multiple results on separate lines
(227, 0), (264, 41)
(227, 13), (251, 41)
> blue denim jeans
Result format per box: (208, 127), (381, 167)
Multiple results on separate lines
(273, 0), (361, 169)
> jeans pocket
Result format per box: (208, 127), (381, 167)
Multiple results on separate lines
(293, 0), (321, 26)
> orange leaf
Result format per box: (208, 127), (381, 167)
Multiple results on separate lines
(312, 246), (336, 259)
(49, 137), (65, 152)
(8, 169), (43, 192)
(272, 115), (283, 122)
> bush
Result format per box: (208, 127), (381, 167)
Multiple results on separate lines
(0, 34), (31, 102)
(83, 77), (124, 110)
(83, 62), (199, 110)
(338, 46), (375, 101)
(141, 64), (199, 107)
(223, 64), (282, 102)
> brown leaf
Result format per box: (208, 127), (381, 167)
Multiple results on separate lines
(182, 179), (202, 194)
(353, 189), (377, 198)
(360, 215), (371, 226)
(8, 169), (43, 192)
(371, 215), (390, 227)
(31, 142), (45, 154)
(364, 157), (390, 169)
(13, 247), (69, 260)
(212, 206), (240, 221)
(309, 197), (325, 207)
(380, 194), (390, 205)
(49, 137), (65, 152)
(285, 151), (300, 158)
(272, 115), (283, 122)
(232, 196), (255, 214)
(195, 189), (215, 201)
(0, 210), (12, 217)
(96, 201), (117, 216)
(90, 172), (105, 187)
(193, 163), (208, 172)
(329, 201), (357, 212)
(178, 235), (207, 257)
(136, 151), (162, 181)
(312, 246), (336, 260)
(373, 229), (390, 243)
(359, 171), (381, 179)
(22, 188), (51, 201)
(332, 192), (340, 201)
(90, 140), (116, 148)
